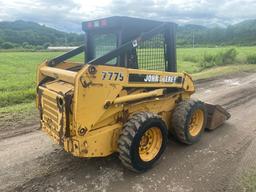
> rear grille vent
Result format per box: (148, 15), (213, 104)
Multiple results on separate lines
(41, 92), (65, 142)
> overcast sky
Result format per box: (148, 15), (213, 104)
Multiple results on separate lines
(0, 0), (256, 32)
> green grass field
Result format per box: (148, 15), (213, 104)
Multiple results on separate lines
(178, 46), (256, 72)
(0, 47), (256, 115)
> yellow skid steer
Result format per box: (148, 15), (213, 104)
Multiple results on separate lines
(36, 16), (230, 172)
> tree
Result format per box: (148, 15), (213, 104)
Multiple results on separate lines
(1, 42), (15, 49)
(43, 42), (51, 49)
(0, 37), (3, 45)
(22, 42), (33, 49)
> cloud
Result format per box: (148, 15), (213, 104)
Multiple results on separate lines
(108, 0), (256, 27)
(0, 0), (83, 31)
(0, 0), (256, 32)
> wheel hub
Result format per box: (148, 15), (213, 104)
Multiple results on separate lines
(189, 109), (204, 137)
(139, 127), (162, 162)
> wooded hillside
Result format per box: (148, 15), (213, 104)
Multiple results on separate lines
(0, 19), (256, 49)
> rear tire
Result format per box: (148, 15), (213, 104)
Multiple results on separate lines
(118, 112), (168, 172)
(171, 99), (207, 145)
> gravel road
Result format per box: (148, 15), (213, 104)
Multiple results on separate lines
(1, 72), (256, 192)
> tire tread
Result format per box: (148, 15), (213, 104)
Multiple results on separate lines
(118, 112), (161, 172)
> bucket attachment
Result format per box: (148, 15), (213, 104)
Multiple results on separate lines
(205, 103), (231, 130)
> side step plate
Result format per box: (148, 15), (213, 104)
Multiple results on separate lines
(205, 103), (231, 130)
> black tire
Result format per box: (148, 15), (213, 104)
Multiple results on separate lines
(171, 99), (207, 145)
(118, 112), (168, 172)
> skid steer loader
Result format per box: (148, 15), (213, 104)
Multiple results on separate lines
(36, 16), (230, 172)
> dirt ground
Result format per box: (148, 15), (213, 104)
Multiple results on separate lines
(0, 71), (256, 192)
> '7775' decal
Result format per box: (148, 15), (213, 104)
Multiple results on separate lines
(101, 71), (124, 81)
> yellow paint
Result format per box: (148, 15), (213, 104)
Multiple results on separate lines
(36, 62), (196, 157)
(189, 109), (204, 137)
(40, 66), (77, 84)
(112, 89), (164, 104)
(139, 127), (162, 162)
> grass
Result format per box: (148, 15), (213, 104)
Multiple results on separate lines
(192, 64), (256, 80)
(0, 52), (59, 108)
(0, 47), (256, 120)
(240, 169), (256, 192)
(0, 52), (83, 108)
(177, 46), (256, 73)
(246, 54), (256, 64)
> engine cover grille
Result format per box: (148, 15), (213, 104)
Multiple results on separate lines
(40, 87), (66, 144)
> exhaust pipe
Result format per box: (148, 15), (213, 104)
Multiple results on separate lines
(205, 103), (231, 130)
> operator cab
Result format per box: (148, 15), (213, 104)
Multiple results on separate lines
(48, 16), (177, 72)
(82, 16), (177, 72)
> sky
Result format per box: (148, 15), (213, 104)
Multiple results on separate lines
(0, 0), (256, 32)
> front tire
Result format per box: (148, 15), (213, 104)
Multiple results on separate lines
(118, 112), (168, 172)
(171, 99), (207, 145)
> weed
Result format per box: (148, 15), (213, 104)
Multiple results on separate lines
(182, 55), (199, 63)
(246, 54), (256, 64)
(199, 48), (238, 69)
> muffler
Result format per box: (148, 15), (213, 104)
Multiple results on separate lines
(205, 103), (231, 130)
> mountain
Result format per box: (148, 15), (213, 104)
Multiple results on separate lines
(0, 20), (83, 49)
(0, 19), (256, 49)
(225, 20), (256, 45)
(176, 24), (208, 46)
(176, 19), (256, 46)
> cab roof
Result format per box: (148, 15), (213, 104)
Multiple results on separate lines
(82, 16), (176, 32)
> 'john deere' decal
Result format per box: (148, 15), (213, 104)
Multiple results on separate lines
(144, 75), (159, 82)
(129, 74), (183, 84)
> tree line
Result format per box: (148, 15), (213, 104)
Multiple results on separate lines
(0, 19), (256, 50)
(176, 20), (256, 47)
(0, 20), (84, 50)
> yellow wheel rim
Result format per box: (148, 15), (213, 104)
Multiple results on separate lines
(139, 127), (162, 162)
(189, 109), (204, 137)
